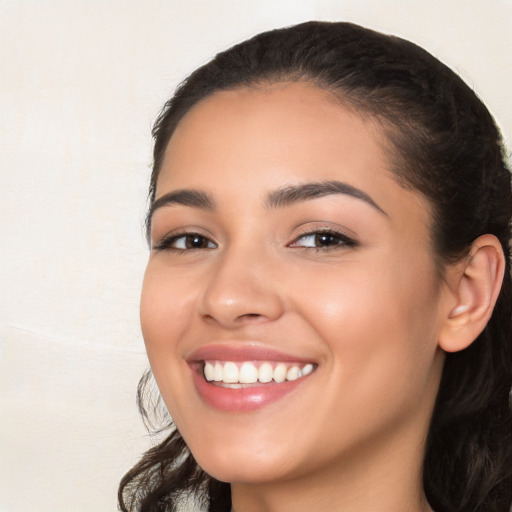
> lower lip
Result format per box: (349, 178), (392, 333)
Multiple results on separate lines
(191, 366), (311, 412)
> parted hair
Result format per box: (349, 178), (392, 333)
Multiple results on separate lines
(119, 21), (512, 512)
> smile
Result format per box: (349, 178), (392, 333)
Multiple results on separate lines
(187, 345), (318, 412)
(203, 360), (315, 387)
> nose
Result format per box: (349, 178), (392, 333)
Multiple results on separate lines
(197, 245), (285, 328)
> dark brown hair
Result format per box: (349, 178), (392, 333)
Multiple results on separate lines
(120, 21), (512, 512)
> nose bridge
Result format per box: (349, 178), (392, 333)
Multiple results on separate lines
(198, 238), (283, 327)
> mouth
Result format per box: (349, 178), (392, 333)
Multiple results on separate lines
(203, 360), (315, 388)
(188, 345), (318, 412)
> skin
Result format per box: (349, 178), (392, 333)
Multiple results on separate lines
(141, 82), (459, 512)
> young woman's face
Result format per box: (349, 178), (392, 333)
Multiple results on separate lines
(141, 83), (449, 485)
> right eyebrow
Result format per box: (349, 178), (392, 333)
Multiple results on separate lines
(146, 190), (215, 243)
(149, 189), (216, 218)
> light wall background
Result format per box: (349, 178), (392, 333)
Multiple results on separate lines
(1, 1), (511, 511)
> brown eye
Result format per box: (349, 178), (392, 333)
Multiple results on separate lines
(314, 233), (341, 247)
(183, 234), (211, 249)
(290, 230), (357, 250)
(154, 233), (217, 251)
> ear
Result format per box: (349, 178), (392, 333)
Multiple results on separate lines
(439, 234), (505, 353)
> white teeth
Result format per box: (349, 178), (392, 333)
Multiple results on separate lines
(273, 363), (287, 383)
(286, 366), (302, 381)
(223, 362), (239, 383)
(214, 362), (223, 381)
(204, 362), (215, 381)
(258, 362), (273, 383)
(302, 363), (314, 376)
(239, 362), (258, 384)
(203, 361), (315, 385)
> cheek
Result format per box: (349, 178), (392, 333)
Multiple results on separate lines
(294, 258), (441, 387)
(140, 263), (194, 346)
(140, 265), (194, 390)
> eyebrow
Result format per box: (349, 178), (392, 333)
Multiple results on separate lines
(265, 180), (387, 215)
(150, 189), (215, 218)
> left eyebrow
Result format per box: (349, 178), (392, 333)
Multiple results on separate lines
(265, 180), (387, 215)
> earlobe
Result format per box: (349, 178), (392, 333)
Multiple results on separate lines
(439, 235), (505, 353)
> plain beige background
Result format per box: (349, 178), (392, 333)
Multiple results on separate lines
(1, 1), (511, 511)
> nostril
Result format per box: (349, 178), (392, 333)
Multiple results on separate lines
(232, 312), (268, 325)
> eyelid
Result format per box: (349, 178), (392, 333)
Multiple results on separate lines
(288, 226), (358, 249)
(152, 228), (217, 251)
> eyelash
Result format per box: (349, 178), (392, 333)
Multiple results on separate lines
(289, 229), (357, 251)
(153, 232), (217, 252)
(153, 228), (357, 253)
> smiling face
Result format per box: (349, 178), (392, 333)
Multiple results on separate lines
(141, 82), (449, 489)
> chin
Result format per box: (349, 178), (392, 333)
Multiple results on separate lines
(189, 441), (297, 484)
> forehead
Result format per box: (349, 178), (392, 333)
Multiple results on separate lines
(158, 83), (389, 191)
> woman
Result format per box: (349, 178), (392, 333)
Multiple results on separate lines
(119, 21), (512, 512)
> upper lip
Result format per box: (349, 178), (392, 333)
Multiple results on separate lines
(186, 343), (317, 364)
